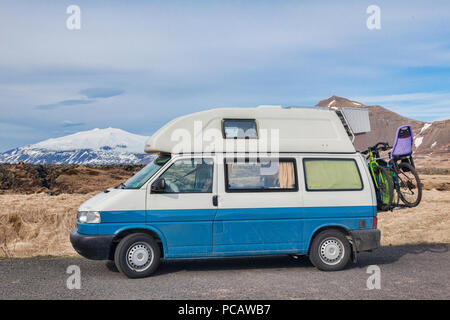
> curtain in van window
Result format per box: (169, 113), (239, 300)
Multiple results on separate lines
(278, 161), (295, 189)
(226, 159), (296, 190)
(304, 159), (362, 190)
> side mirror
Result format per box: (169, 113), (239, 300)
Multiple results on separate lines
(151, 178), (166, 193)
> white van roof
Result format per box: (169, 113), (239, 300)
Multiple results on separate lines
(144, 106), (356, 154)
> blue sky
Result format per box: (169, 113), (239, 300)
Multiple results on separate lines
(1, 0), (450, 152)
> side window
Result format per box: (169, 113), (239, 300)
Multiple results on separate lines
(225, 158), (297, 192)
(303, 158), (363, 191)
(158, 158), (213, 193)
(223, 119), (257, 139)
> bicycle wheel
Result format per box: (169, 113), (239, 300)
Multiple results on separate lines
(397, 162), (422, 207)
(373, 165), (394, 211)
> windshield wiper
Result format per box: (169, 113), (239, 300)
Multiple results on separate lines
(115, 182), (126, 189)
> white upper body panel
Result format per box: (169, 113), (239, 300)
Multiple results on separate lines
(298, 153), (376, 208)
(144, 107), (355, 154)
(78, 152), (375, 212)
(78, 188), (147, 212)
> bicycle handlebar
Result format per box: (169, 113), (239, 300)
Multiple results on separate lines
(361, 142), (392, 155)
(375, 142), (392, 151)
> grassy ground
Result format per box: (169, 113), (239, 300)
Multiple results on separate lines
(378, 189), (450, 245)
(0, 175), (449, 258)
(0, 193), (92, 257)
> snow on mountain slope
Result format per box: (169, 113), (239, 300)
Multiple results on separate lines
(31, 127), (147, 153)
(0, 128), (154, 165)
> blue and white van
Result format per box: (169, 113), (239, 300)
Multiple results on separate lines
(70, 106), (380, 278)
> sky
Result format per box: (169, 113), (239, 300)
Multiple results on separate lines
(1, 0), (450, 152)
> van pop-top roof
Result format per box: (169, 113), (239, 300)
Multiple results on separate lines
(144, 106), (357, 154)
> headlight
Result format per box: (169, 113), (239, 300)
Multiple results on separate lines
(77, 211), (101, 224)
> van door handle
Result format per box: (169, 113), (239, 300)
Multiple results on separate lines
(212, 195), (218, 207)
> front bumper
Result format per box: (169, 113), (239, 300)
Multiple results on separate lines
(350, 229), (381, 252)
(70, 230), (114, 260)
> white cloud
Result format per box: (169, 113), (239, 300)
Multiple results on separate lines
(351, 92), (450, 120)
(1, 1), (449, 73)
(353, 92), (450, 104)
(0, 0), (449, 150)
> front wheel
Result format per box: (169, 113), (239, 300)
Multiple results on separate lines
(397, 162), (422, 207)
(114, 233), (161, 278)
(309, 230), (351, 271)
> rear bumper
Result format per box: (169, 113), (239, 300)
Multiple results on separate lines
(70, 230), (114, 260)
(350, 229), (381, 252)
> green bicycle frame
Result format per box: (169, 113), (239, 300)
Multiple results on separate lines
(366, 150), (380, 188)
(365, 151), (390, 205)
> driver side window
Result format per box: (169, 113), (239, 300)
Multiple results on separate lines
(158, 158), (213, 193)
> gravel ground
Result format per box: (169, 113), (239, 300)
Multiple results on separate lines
(0, 244), (449, 300)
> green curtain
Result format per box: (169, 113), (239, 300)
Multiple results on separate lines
(304, 160), (362, 190)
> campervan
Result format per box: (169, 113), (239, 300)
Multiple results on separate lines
(70, 106), (380, 278)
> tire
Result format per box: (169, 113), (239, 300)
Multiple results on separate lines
(309, 229), (351, 271)
(114, 233), (161, 278)
(373, 165), (394, 211)
(397, 162), (422, 207)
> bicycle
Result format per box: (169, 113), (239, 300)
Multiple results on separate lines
(361, 142), (394, 211)
(370, 141), (422, 208)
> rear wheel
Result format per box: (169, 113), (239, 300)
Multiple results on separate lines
(397, 162), (422, 207)
(114, 233), (161, 278)
(309, 229), (351, 271)
(373, 165), (394, 211)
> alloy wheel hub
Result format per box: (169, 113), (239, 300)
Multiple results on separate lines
(127, 243), (153, 271)
(320, 238), (344, 265)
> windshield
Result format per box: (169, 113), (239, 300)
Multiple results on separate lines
(122, 154), (171, 189)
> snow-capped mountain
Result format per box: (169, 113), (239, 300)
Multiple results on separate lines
(0, 128), (154, 165)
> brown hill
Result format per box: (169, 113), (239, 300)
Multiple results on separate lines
(0, 162), (447, 196)
(0, 164), (141, 195)
(316, 96), (449, 168)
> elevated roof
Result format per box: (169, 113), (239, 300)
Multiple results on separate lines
(144, 106), (356, 154)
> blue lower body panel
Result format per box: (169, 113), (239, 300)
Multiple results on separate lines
(212, 219), (304, 256)
(75, 206), (376, 260)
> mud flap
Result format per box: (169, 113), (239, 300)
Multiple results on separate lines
(348, 236), (358, 263)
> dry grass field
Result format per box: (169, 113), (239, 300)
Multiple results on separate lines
(0, 193), (93, 258)
(0, 174), (448, 258)
(378, 189), (450, 246)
